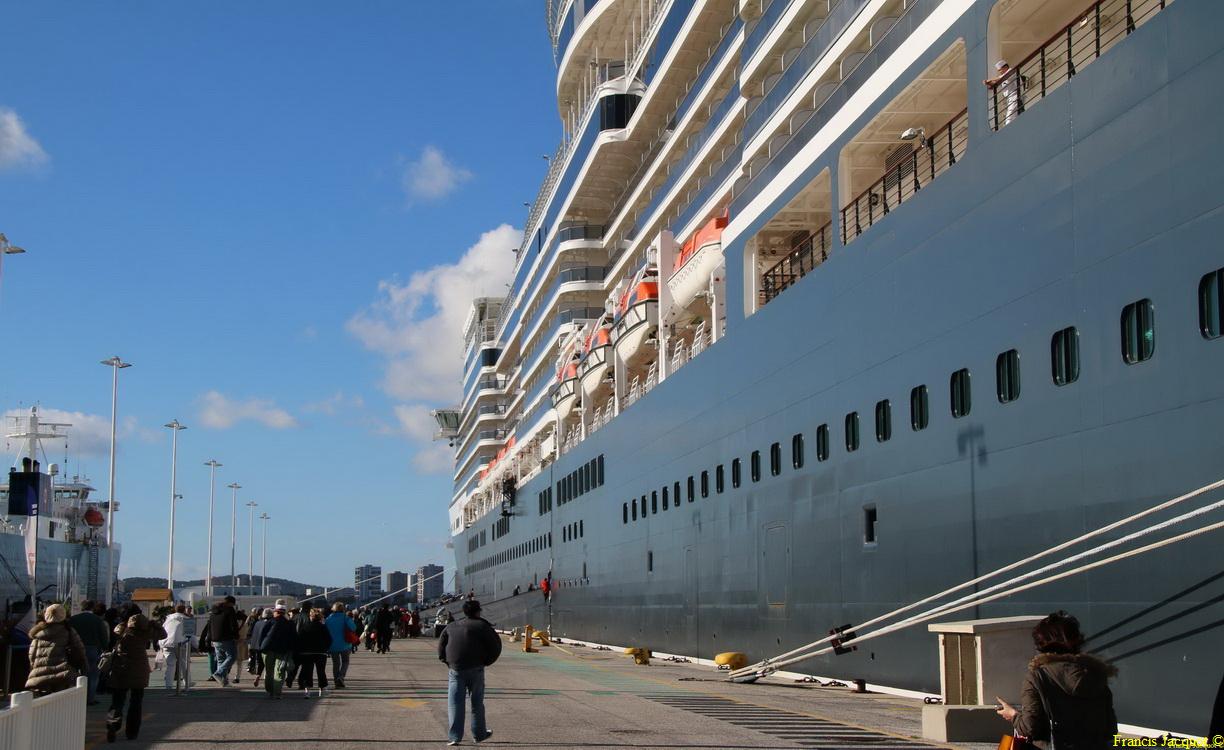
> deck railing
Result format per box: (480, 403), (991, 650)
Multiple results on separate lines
(841, 108), (968, 245)
(988, 0), (1172, 130)
(759, 223), (832, 306)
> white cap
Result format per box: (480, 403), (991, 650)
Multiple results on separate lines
(995, 60), (1009, 71)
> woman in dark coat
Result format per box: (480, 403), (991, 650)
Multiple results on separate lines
(25, 603), (86, 695)
(996, 611), (1117, 749)
(106, 613), (167, 743)
(294, 608), (332, 696)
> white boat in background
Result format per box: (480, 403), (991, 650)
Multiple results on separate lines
(578, 314), (613, 401)
(666, 211), (727, 316)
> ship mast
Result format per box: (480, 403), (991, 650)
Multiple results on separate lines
(7, 406), (71, 465)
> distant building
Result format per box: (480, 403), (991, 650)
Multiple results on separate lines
(355, 564), (382, 604)
(415, 564), (443, 603)
(387, 571), (409, 603)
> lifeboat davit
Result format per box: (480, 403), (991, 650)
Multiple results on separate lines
(579, 316), (613, 401)
(612, 266), (660, 364)
(667, 211), (728, 314)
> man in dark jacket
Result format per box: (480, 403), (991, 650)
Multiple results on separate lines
(68, 600), (109, 704)
(438, 600), (501, 746)
(207, 596), (240, 685)
(257, 606), (297, 698)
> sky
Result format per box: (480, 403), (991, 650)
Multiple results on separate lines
(0, 2), (559, 591)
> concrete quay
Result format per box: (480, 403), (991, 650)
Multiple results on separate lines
(83, 635), (997, 749)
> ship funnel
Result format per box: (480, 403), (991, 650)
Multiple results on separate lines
(21, 457), (32, 472)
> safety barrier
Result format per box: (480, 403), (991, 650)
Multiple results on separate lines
(0, 675), (87, 750)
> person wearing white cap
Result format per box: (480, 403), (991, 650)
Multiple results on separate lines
(255, 604), (297, 698)
(984, 59), (1021, 126)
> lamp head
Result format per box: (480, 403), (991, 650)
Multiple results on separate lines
(900, 127), (926, 142)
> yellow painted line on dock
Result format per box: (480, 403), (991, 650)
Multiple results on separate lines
(395, 697), (426, 708)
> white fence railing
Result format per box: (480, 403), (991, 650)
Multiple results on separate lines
(0, 676), (87, 750)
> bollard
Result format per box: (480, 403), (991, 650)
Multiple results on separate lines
(624, 647), (651, 665)
(523, 625), (539, 653)
(509, 627), (522, 642)
(714, 652), (747, 670)
(536, 629), (551, 647)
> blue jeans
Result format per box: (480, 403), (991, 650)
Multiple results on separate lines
(213, 640), (237, 679)
(447, 667), (487, 743)
(84, 646), (100, 702)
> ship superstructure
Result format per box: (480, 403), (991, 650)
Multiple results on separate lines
(439, 0), (1224, 734)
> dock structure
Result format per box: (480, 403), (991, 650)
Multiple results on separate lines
(80, 636), (991, 749)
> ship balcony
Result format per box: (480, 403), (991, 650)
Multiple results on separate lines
(986, 0), (1173, 131)
(838, 41), (968, 245)
(759, 221), (833, 307)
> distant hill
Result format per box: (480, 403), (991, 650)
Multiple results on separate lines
(122, 575), (325, 597)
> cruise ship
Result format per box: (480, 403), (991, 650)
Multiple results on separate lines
(434, 0), (1223, 733)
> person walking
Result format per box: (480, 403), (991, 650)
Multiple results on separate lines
(207, 595), (240, 685)
(295, 608), (332, 698)
(438, 600), (501, 746)
(158, 605), (194, 690)
(324, 602), (355, 688)
(106, 612), (167, 743)
(996, 611), (1117, 748)
(233, 609), (248, 684)
(375, 604), (394, 654)
(249, 608), (272, 688)
(68, 599), (109, 705)
(256, 604), (297, 698)
(26, 603), (87, 696)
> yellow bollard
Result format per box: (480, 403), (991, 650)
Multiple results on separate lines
(624, 647), (651, 665)
(523, 625), (539, 653)
(714, 652), (747, 670)
(536, 629), (551, 647)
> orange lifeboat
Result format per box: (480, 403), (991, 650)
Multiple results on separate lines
(551, 334), (582, 419)
(667, 210), (728, 317)
(611, 264), (660, 364)
(579, 315), (613, 401)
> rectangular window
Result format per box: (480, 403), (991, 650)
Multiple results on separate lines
(716, 464), (725, 493)
(687, 476), (695, 502)
(1121, 298), (1155, 364)
(647, 551), (653, 573)
(791, 434), (804, 469)
(816, 424), (829, 461)
(864, 506), (878, 544)
(845, 412), (860, 452)
(1201, 269), (1224, 339)
(641, 495), (648, 517)
(597, 454), (605, 485)
(700, 471), (709, 498)
(769, 442), (781, 476)
(996, 349), (1021, 403)
(631, 500), (637, 521)
(662, 485), (669, 510)
(673, 481), (681, 508)
(1051, 327), (1080, 386)
(875, 400), (891, 442)
(751, 451), (762, 482)
(950, 369), (972, 418)
(580, 520), (584, 537)
(651, 491), (658, 514)
(910, 386), (929, 430)
(732, 459), (742, 488)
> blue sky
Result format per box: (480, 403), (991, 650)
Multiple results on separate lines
(0, 2), (556, 590)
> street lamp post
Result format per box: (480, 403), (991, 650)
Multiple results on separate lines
(259, 513), (269, 595)
(164, 420), (187, 593)
(227, 482), (241, 595)
(245, 501), (258, 595)
(204, 460), (222, 596)
(99, 356), (131, 607)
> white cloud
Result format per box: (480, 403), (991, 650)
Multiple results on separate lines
(2, 406), (155, 459)
(197, 391), (298, 430)
(349, 225), (519, 475)
(402, 145), (471, 202)
(347, 223), (520, 403)
(303, 391), (365, 416)
(0, 109), (48, 171)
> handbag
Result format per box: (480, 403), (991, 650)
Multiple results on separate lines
(97, 646), (119, 677)
(344, 627), (360, 645)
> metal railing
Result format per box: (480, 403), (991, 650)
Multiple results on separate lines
(988, 0), (1172, 130)
(841, 108), (968, 245)
(759, 223), (832, 306)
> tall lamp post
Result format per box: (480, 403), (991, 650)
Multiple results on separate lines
(164, 419), (187, 593)
(99, 356), (131, 607)
(203, 460), (222, 596)
(245, 500), (258, 595)
(227, 482), (241, 595)
(259, 512), (269, 595)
